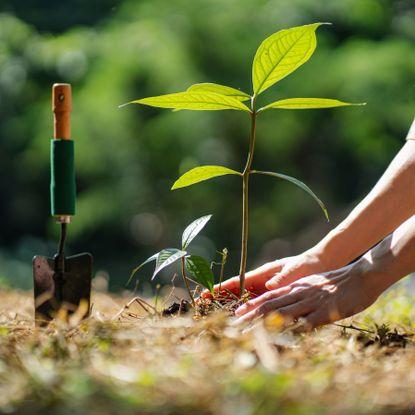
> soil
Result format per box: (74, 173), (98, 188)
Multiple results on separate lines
(1, 287), (415, 415)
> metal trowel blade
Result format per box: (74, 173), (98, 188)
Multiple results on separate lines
(33, 253), (92, 326)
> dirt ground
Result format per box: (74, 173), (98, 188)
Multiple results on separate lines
(1, 286), (415, 415)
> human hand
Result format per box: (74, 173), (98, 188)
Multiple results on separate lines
(234, 260), (380, 330)
(205, 248), (330, 298)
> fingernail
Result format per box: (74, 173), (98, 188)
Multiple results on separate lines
(235, 304), (247, 316)
(265, 280), (277, 289)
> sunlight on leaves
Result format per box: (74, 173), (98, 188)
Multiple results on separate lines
(187, 83), (251, 102)
(252, 170), (329, 221)
(185, 255), (215, 293)
(182, 214), (212, 250)
(172, 165), (241, 190)
(152, 248), (187, 280)
(128, 253), (158, 284)
(252, 23), (328, 95)
(259, 98), (365, 112)
(124, 91), (251, 112)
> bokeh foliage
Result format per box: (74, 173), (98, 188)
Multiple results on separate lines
(0, 0), (414, 289)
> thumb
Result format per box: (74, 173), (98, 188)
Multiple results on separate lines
(265, 266), (299, 290)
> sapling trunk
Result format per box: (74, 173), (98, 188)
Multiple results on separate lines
(128, 23), (362, 301)
(238, 97), (257, 296)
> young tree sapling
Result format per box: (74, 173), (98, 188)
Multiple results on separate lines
(123, 23), (364, 297)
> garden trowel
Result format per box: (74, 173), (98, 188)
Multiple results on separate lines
(33, 83), (92, 326)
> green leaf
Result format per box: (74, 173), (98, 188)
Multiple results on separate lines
(124, 91), (251, 112)
(172, 165), (241, 190)
(128, 253), (158, 284)
(252, 170), (329, 221)
(260, 98), (365, 112)
(252, 23), (328, 95)
(185, 255), (215, 294)
(182, 214), (212, 250)
(152, 248), (187, 280)
(187, 83), (251, 102)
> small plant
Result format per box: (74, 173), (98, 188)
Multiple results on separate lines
(123, 23), (364, 296)
(129, 215), (215, 306)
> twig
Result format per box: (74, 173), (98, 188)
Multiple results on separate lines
(333, 323), (374, 334)
(162, 273), (178, 309)
(112, 296), (157, 321)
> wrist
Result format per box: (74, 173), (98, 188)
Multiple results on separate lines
(311, 226), (361, 271)
(304, 243), (342, 273)
(359, 236), (403, 297)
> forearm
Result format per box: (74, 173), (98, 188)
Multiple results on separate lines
(361, 214), (415, 295)
(312, 140), (415, 269)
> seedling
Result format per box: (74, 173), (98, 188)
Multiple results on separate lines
(123, 23), (364, 296)
(129, 215), (215, 306)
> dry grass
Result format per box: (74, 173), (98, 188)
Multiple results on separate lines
(1, 286), (415, 415)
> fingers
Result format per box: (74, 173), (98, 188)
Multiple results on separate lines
(201, 275), (242, 299)
(235, 297), (316, 325)
(292, 302), (346, 332)
(235, 286), (293, 316)
(233, 276), (340, 326)
(293, 309), (328, 333)
(213, 276), (240, 296)
(246, 260), (284, 279)
(208, 260), (285, 298)
(231, 265), (353, 329)
(265, 262), (306, 290)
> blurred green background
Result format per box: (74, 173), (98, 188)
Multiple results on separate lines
(0, 0), (414, 292)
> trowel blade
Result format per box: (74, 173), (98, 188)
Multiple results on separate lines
(33, 253), (92, 325)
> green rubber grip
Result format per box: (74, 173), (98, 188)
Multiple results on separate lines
(50, 139), (76, 216)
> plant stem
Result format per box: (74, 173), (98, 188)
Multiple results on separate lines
(181, 257), (196, 308)
(154, 283), (161, 312)
(218, 248), (227, 293)
(239, 97), (257, 296)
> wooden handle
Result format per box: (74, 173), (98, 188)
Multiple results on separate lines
(52, 83), (72, 139)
